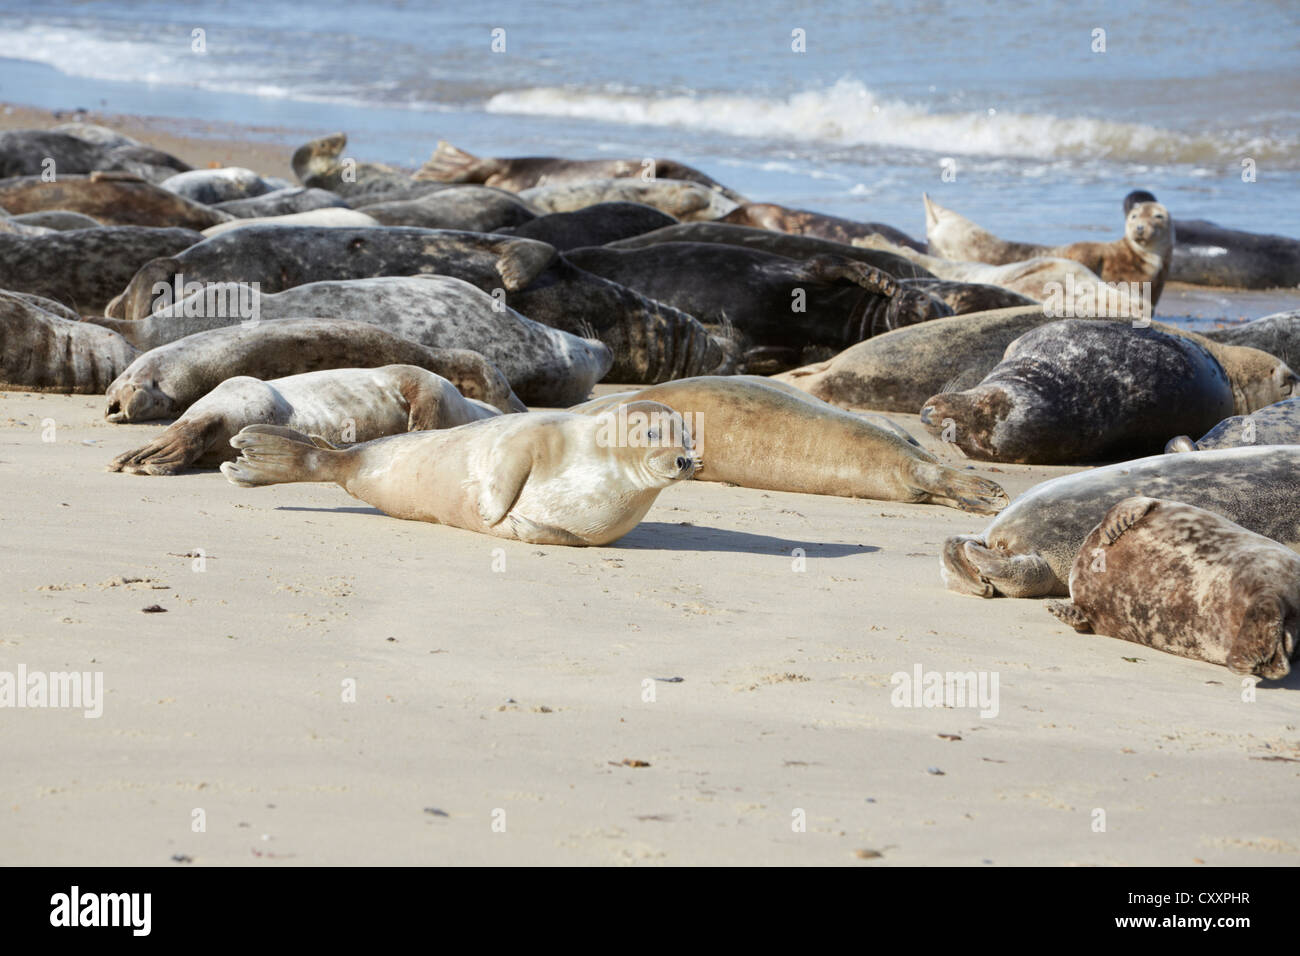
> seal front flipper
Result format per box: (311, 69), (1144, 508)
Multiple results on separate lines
(415, 141), (506, 184)
(107, 417), (223, 476)
(477, 442), (535, 527)
(1045, 600), (1093, 633)
(1164, 435), (1198, 453)
(491, 237), (557, 291)
(1099, 496), (1157, 544)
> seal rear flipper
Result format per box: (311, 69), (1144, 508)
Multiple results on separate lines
(1228, 594), (1294, 680)
(291, 132), (347, 183)
(1164, 435), (1198, 453)
(221, 425), (346, 487)
(952, 538), (1060, 598)
(1099, 496), (1158, 545)
(415, 141), (505, 184)
(1045, 600), (1093, 633)
(492, 237), (557, 291)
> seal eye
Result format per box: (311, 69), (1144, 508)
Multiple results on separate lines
(647, 428), (659, 442)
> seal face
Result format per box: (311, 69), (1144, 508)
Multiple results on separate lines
(569, 377), (1008, 514)
(1046, 497), (1300, 679)
(939, 446), (1300, 599)
(219, 402), (699, 546)
(919, 320), (1235, 464)
(107, 365), (498, 476)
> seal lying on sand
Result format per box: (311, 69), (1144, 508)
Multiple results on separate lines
(0, 226), (201, 312)
(108, 365), (498, 476)
(0, 291), (139, 393)
(221, 402), (698, 546)
(0, 129), (189, 181)
(775, 308), (1296, 416)
(415, 141), (746, 201)
(199, 208), (380, 237)
(719, 202), (924, 251)
(1046, 497), (1300, 679)
(160, 168), (287, 204)
(1204, 309), (1300, 365)
(0, 173), (231, 229)
(213, 186), (351, 218)
(940, 446), (1300, 598)
(922, 194), (1174, 306)
(107, 226), (727, 384)
(518, 179), (738, 221)
(919, 320), (1235, 464)
(105, 317), (524, 423)
(1166, 396), (1300, 452)
(609, 222), (933, 279)
(355, 186), (536, 232)
(92, 276), (611, 408)
(563, 242), (950, 372)
(570, 377), (1008, 514)
(501, 203), (677, 250)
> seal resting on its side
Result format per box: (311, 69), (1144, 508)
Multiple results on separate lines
(570, 377), (1008, 514)
(0, 291), (139, 393)
(719, 202), (924, 251)
(919, 320), (1235, 464)
(939, 446), (1300, 598)
(1046, 497), (1300, 679)
(104, 317), (525, 422)
(415, 141), (746, 202)
(108, 365), (498, 476)
(0, 173), (231, 229)
(221, 402), (699, 546)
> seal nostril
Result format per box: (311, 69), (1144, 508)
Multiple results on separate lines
(676, 457), (688, 470)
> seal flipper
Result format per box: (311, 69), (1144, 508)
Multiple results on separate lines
(1099, 496), (1158, 545)
(1228, 594), (1294, 680)
(908, 460), (1009, 515)
(477, 442), (534, 528)
(941, 536), (1059, 598)
(221, 425), (347, 487)
(1164, 435), (1198, 453)
(802, 255), (899, 297)
(416, 141), (506, 184)
(492, 237), (557, 291)
(291, 132), (347, 183)
(1045, 600), (1093, 633)
(107, 416), (223, 476)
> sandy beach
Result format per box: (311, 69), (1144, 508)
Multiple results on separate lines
(2, 98), (1299, 867)
(4, 382), (1298, 866)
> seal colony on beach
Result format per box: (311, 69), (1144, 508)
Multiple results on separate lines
(3, 119), (1299, 682)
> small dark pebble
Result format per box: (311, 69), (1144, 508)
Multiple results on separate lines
(141, 605), (167, 613)
(171, 854), (193, 864)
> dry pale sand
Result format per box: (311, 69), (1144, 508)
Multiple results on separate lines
(1, 103), (1298, 865)
(3, 386), (1298, 867)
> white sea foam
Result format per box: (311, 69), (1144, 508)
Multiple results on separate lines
(486, 79), (1296, 167)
